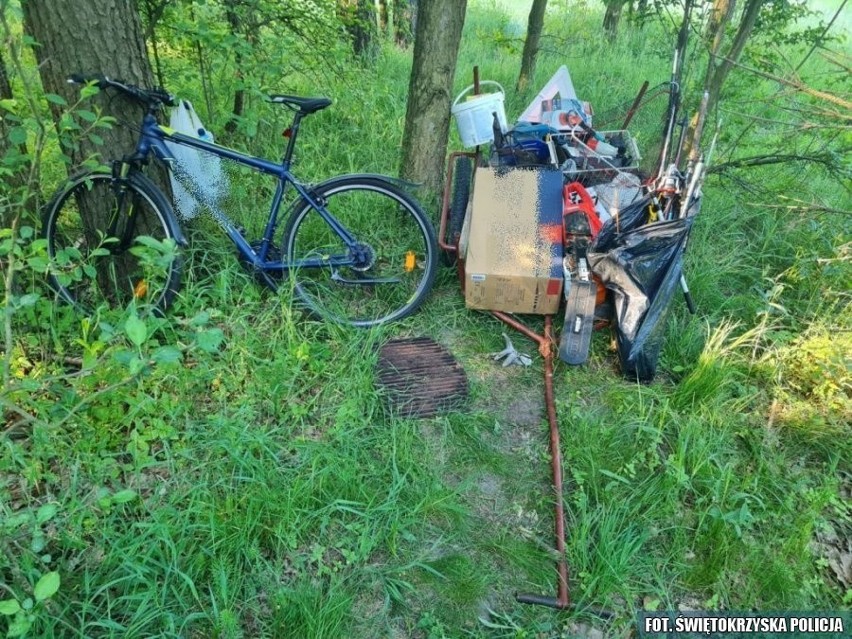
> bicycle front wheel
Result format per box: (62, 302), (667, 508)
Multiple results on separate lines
(283, 176), (438, 327)
(42, 171), (183, 315)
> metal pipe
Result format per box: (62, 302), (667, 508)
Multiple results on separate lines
(492, 314), (569, 610)
(487, 312), (616, 618)
(621, 80), (649, 130)
(542, 315), (570, 608)
(491, 311), (546, 352)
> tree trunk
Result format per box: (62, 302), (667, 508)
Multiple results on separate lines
(22, 0), (156, 168)
(0, 48), (29, 224)
(602, 1), (624, 36)
(687, 0), (764, 158)
(340, 0), (377, 59)
(516, 0), (547, 93)
(141, 0), (168, 87)
(225, 4), (247, 134)
(399, 0), (466, 197)
(393, 0), (416, 47)
(376, 0), (388, 34)
(0, 49), (27, 162)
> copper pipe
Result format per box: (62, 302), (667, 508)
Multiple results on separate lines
(543, 316), (570, 608)
(490, 311), (546, 351)
(487, 313), (614, 615)
(516, 316), (569, 609)
(489, 312), (570, 609)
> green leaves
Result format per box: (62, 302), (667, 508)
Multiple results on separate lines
(33, 572), (60, 602)
(125, 314), (148, 347)
(36, 504), (58, 525)
(111, 489), (138, 504)
(0, 600), (21, 616)
(195, 328), (224, 353)
(8, 126), (27, 146)
(44, 93), (67, 106)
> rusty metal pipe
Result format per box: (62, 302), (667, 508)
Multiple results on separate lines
(490, 313), (570, 609)
(491, 311), (546, 352)
(488, 314), (615, 618)
(621, 80), (649, 130)
(516, 315), (570, 609)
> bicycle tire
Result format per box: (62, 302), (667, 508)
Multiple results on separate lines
(282, 176), (438, 327)
(449, 156), (472, 244)
(442, 155), (473, 267)
(42, 171), (183, 315)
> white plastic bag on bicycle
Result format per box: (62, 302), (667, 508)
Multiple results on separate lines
(165, 100), (228, 220)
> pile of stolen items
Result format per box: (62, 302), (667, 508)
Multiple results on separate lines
(441, 64), (712, 382)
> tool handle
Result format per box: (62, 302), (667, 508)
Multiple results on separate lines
(684, 290), (697, 315)
(680, 274), (697, 314)
(515, 593), (569, 609)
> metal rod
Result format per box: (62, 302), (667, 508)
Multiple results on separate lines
(492, 314), (570, 610)
(491, 311), (546, 352)
(680, 274), (696, 314)
(621, 80), (649, 130)
(486, 311), (616, 619)
(542, 315), (570, 608)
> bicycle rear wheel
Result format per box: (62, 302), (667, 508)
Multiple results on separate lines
(42, 171), (183, 314)
(283, 176), (437, 327)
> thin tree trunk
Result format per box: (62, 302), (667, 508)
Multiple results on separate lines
(393, 0), (415, 47)
(516, 0), (547, 93)
(376, 0), (388, 34)
(340, 0), (377, 59)
(0, 49), (27, 161)
(602, 1), (624, 36)
(399, 0), (466, 196)
(688, 0), (764, 158)
(142, 0), (166, 87)
(225, 5), (246, 134)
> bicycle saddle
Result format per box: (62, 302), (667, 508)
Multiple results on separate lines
(268, 94), (332, 114)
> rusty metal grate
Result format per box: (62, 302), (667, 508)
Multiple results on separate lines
(375, 337), (468, 418)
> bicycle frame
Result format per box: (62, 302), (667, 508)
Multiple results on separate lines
(131, 113), (357, 276)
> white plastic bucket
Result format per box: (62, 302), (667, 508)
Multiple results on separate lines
(451, 81), (508, 148)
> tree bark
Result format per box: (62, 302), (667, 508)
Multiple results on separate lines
(0, 49), (27, 162)
(516, 0), (547, 93)
(393, 0), (416, 47)
(687, 0), (764, 158)
(376, 0), (388, 34)
(399, 0), (467, 197)
(602, 1), (625, 36)
(224, 3), (250, 134)
(339, 0), (377, 59)
(22, 0), (156, 168)
(0, 47), (29, 224)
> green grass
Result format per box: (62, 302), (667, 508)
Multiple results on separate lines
(2, 0), (851, 637)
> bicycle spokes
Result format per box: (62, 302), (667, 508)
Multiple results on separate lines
(47, 176), (179, 313)
(285, 180), (436, 326)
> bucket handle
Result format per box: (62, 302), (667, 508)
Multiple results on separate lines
(452, 81), (505, 108)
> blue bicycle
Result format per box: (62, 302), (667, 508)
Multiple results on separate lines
(42, 74), (438, 326)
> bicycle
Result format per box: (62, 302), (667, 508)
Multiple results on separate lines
(42, 74), (438, 327)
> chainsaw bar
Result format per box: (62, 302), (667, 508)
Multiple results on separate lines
(558, 259), (597, 365)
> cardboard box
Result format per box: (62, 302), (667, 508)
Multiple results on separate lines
(464, 167), (564, 314)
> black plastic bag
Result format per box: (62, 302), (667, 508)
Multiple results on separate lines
(588, 195), (694, 381)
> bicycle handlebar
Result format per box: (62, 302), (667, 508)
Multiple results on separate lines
(68, 73), (176, 108)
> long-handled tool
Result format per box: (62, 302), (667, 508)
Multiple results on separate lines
(488, 313), (613, 621)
